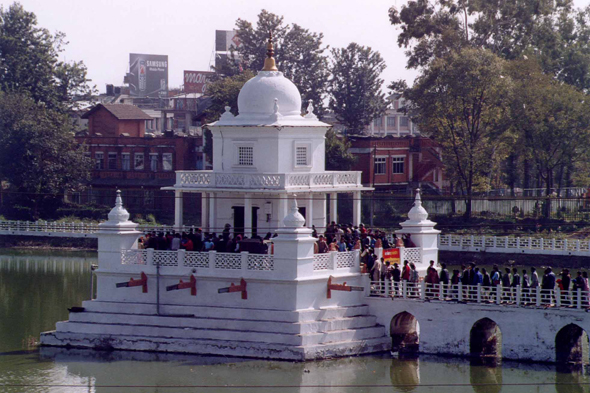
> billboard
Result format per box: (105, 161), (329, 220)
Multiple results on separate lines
(215, 30), (241, 52)
(184, 71), (214, 94)
(128, 53), (168, 98)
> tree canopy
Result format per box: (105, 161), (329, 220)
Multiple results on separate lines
(328, 43), (388, 135)
(405, 48), (513, 218)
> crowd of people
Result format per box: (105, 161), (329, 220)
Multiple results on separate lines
(138, 224), (275, 254)
(371, 260), (590, 306)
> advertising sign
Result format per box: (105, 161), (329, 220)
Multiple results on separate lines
(184, 71), (214, 94)
(128, 53), (168, 98)
(383, 248), (401, 264)
(215, 30), (242, 52)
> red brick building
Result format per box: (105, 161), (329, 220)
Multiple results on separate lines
(348, 135), (444, 194)
(75, 104), (203, 218)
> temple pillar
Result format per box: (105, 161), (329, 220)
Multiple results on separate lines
(244, 193), (252, 238)
(330, 193), (338, 224)
(353, 191), (361, 226)
(174, 190), (183, 230)
(307, 193), (314, 227)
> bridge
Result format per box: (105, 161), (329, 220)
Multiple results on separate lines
(365, 279), (590, 364)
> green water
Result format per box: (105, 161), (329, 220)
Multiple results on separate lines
(0, 248), (589, 393)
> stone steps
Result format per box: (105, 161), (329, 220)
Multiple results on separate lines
(41, 330), (392, 361)
(80, 301), (372, 322)
(68, 311), (378, 334)
(55, 320), (386, 346)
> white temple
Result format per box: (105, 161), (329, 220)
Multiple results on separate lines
(40, 38), (440, 360)
(166, 37), (371, 236)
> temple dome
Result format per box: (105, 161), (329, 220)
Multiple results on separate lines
(237, 71), (302, 119)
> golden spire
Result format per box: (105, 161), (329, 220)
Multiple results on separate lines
(262, 31), (278, 71)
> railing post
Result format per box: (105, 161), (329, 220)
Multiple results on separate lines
(556, 287), (561, 308)
(577, 288), (582, 310)
(208, 251), (216, 269)
(493, 236), (497, 249)
(178, 249), (185, 267)
(420, 281), (425, 300)
(470, 235), (474, 249)
(147, 248), (154, 266)
(516, 237), (520, 249)
(439, 283), (444, 301)
(576, 240), (581, 253)
(496, 285), (501, 305)
(564, 239), (568, 252)
(241, 251), (249, 271)
(536, 286), (541, 307)
(516, 285), (521, 306)
(458, 283), (463, 302)
(402, 281), (407, 299)
(552, 238), (556, 250)
(385, 279), (391, 298)
(477, 284), (482, 303)
(540, 238), (544, 250)
(528, 237), (532, 249)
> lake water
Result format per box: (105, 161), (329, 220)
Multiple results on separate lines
(0, 248), (589, 393)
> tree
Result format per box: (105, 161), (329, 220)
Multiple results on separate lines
(389, 0), (590, 90)
(405, 48), (513, 219)
(0, 3), (96, 112)
(507, 59), (590, 215)
(0, 92), (92, 218)
(325, 130), (357, 170)
(234, 10), (330, 117)
(328, 43), (388, 135)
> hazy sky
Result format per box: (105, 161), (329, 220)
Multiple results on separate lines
(12, 0), (590, 94)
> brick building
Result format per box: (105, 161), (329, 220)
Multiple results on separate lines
(75, 104), (203, 219)
(348, 135), (444, 194)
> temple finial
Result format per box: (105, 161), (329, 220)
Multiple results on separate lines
(262, 31), (278, 71)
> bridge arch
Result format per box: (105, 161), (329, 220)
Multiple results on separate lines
(555, 324), (589, 365)
(390, 312), (419, 353)
(470, 318), (502, 358)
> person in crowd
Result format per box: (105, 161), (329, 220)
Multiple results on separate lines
(510, 267), (520, 303)
(317, 236), (328, 254)
(170, 233), (181, 251)
(521, 269), (530, 303)
(338, 237), (347, 252)
(203, 236), (214, 251)
(541, 267), (556, 305)
(530, 267), (539, 289)
(392, 262), (401, 296)
(180, 234), (194, 251)
(395, 235), (404, 248)
(583, 272), (590, 306)
(311, 225), (318, 238)
(401, 260), (411, 281)
(439, 262), (450, 299)
(409, 263), (419, 297)
(561, 268), (571, 305)
(371, 256), (382, 284)
(425, 261), (439, 298)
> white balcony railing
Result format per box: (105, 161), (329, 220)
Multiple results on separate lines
(175, 171), (362, 190)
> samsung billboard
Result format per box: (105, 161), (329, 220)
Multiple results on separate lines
(128, 53), (168, 98)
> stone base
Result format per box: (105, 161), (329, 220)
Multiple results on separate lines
(40, 301), (391, 361)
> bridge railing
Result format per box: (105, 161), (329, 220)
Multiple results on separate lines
(438, 234), (590, 256)
(368, 280), (590, 310)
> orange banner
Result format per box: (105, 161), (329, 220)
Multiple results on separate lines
(383, 248), (400, 263)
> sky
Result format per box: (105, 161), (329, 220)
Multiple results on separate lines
(12, 0), (590, 94)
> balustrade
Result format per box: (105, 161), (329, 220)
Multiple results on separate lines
(368, 280), (590, 311)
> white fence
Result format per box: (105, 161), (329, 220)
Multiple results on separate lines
(439, 234), (590, 256)
(0, 220), (202, 239)
(121, 249), (274, 273)
(175, 170), (362, 190)
(368, 280), (590, 310)
(312, 250), (360, 272)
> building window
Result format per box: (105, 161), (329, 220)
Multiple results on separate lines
(238, 146), (254, 166)
(122, 153), (130, 171)
(95, 152), (104, 170)
(150, 153), (158, 172)
(387, 116), (396, 127)
(108, 152), (117, 170)
(400, 116), (409, 127)
(374, 157), (386, 174)
(134, 153), (144, 170)
(392, 156), (405, 174)
(163, 153), (173, 171)
(373, 117), (382, 127)
(296, 146), (308, 166)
